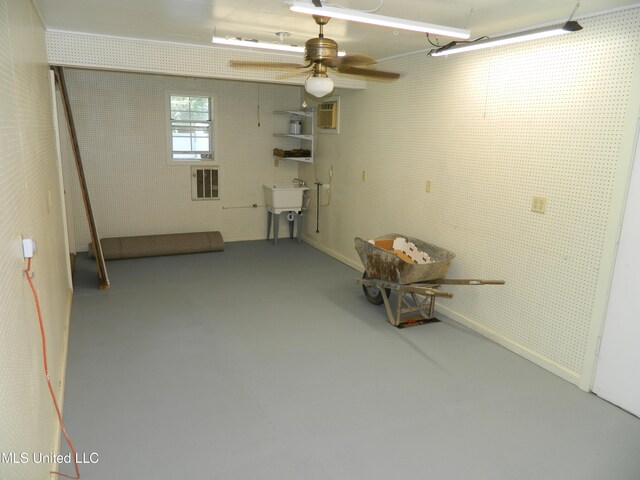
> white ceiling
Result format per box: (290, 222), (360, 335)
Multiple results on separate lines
(32, 0), (639, 60)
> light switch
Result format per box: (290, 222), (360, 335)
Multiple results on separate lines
(531, 195), (547, 213)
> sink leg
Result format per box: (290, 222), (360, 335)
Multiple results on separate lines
(296, 213), (303, 243)
(289, 211), (295, 238)
(267, 211), (272, 241)
(273, 213), (279, 245)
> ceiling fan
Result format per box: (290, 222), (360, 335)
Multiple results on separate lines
(229, 15), (400, 98)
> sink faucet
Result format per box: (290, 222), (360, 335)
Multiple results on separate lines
(293, 178), (306, 187)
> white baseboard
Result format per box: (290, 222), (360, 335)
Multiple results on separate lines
(434, 303), (584, 389)
(52, 288), (74, 462)
(302, 237), (586, 391)
(302, 236), (363, 272)
(226, 234), (270, 242)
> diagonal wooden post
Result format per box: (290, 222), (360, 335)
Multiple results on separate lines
(52, 66), (110, 290)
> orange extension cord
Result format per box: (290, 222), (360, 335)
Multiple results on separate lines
(25, 258), (80, 479)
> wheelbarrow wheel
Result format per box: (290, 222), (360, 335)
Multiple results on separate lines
(362, 272), (390, 305)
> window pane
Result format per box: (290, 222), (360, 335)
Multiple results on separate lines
(172, 111), (199, 121)
(171, 111), (190, 120)
(190, 112), (209, 121)
(172, 137), (192, 151)
(192, 137), (210, 152)
(190, 97), (209, 112)
(172, 126), (192, 134)
(171, 96), (190, 111)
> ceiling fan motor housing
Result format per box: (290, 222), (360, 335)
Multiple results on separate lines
(305, 36), (339, 62)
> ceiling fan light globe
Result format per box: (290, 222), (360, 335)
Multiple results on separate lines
(305, 75), (334, 97)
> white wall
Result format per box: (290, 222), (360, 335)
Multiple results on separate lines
(593, 125), (640, 416)
(300, 7), (640, 390)
(60, 69), (304, 251)
(0, 0), (73, 478)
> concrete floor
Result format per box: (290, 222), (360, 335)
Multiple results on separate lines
(62, 240), (640, 479)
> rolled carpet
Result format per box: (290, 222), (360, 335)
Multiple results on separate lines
(89, 231), (224, 260)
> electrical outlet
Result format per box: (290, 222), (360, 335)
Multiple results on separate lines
(22, 237), (36, 258)
(329, 165), (334, 178)
(361, 170), (366, 181)
(531, 195), (547, 213)
(425, 180), (432, 193)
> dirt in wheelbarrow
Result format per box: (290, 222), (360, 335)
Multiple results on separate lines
(365, 249), (432, 285)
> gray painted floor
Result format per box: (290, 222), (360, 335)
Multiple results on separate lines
(62, 240), (640, 479)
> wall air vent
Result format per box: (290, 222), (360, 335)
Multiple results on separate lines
(191, 167), (219, 200)
(318, 101), (337, 129)
(317, 97), (340, 133)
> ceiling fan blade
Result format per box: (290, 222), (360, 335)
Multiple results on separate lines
(229, 60), (306, 70)
(325, 54), (377, 68)
(335, 65), (401, 79)
(277, 69), (312, 80)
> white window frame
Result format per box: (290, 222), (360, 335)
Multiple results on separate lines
(166, 91), (216, 166)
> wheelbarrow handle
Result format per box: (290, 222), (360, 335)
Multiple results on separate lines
(427, 279), (505, 285)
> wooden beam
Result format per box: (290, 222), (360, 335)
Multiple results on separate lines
(52, 66), (110, 290)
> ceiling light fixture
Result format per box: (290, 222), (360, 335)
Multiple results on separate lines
(212, 36), (346, 56)
(429, 21), (582, 57)
(290, 1), (470, 39)
(305, 63), (334, 97)
(212, 36), (305, 53)
(305, 73), (334, 97)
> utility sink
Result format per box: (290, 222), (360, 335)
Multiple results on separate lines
(263, 183), (309, 214)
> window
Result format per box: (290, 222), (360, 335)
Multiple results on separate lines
(168, 94), (213, 163)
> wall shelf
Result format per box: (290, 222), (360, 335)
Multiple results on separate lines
(273, 109), (314, 163)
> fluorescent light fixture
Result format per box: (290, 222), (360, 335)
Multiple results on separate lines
(430, 21), (582, 57)
(290, 1), (470, 39)
(212, 36), (346, 56)
(212, 36), (305, 53)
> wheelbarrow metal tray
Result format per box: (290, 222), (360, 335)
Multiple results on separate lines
(355, 233), (455, 284)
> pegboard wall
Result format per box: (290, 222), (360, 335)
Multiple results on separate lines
(45, 30), (366, 91)
(304, 7), (640, 387)
(59, 68), (304, 250)
(0, 0), (73, 479)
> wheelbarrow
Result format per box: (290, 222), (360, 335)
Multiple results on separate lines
(354, 234), (504, 328)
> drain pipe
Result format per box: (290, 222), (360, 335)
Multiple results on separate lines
(314, 182), (322, 233)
